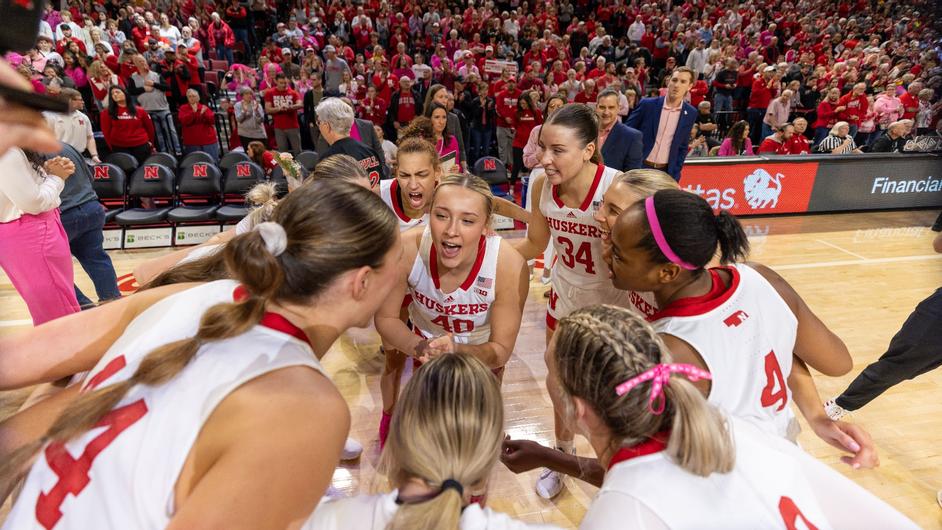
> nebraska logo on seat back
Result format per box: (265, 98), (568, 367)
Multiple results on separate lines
(192, 164), (208, 178)
(483, 159), (496, 171)
(94, 166), (110, 180)
(235, 163), (253, 177)
(143, 166), (161, 180)
(723, 310), (749, 327)
(679, 162), (817, 215)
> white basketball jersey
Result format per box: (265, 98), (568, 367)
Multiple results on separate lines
(4, 280), (325, 530)
(539, 164), (620, 288)
(652, 264), (798, 438)
(596, 416), (834, 529)
(407, 227), (500, 345)
(380, 179), (428, 232)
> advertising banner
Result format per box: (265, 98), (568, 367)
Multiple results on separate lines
(679, 161), (818, 215)
(808, 155), (942, 212)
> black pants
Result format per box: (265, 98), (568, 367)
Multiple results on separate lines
(511, 146), (525, 184)
(112, 143), (152, 166)
(835, 287), (942, 410)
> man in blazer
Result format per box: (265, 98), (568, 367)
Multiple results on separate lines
(626, 67), (698, 180)
(597, 89), (643, 171)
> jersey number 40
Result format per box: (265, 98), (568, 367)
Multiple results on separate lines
(431, 315), (475, 334)
(761, 351), (788, 412)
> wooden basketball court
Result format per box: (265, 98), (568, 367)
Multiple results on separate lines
(1, 209), (940, 528)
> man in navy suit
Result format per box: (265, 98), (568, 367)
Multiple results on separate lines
(597, 89), (643, 171)
(625, 66), (698, 180)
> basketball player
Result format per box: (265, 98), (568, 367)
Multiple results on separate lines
(133, 154), (371, 285)
(305, 354), (560, 529)
(0, 181), (401, 528)
(550, 306), (917, 529)
(375, 175), (528, 447)
(509, 103), (641, 498)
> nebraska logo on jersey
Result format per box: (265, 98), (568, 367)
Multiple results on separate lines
(743, 169), (784, 209)
(443, 295), (455, 303)
(723, 310), (750, 327)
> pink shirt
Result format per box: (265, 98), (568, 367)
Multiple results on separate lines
(598, 121), (616, 151)
(522, 124), (543, 169)
(648, 101), (682, 165)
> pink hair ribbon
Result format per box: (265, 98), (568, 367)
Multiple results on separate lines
(644, 196), (698, 270)
(615, 363), (712, 414)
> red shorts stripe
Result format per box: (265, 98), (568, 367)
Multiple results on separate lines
(546, 311), (557, 331)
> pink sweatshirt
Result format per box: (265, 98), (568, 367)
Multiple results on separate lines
(872, 95), (903, 128)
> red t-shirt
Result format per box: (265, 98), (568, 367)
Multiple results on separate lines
(837, 92), (868, 125)
(786, 135), (811, 154)
(757, 136), (789, 155)
(264, 88), (301, 130)
(395, 91), (417, 124)
(899, 92), (919, 120)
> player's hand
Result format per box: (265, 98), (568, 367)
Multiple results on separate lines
(416, 333), (455, 363)
(810, 417), (879, 469)
(0, 59), (60, 155)
(500, 436), (552, 474)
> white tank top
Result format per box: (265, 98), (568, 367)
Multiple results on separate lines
(593, 417), (833, 529)
(651, 264), (798, 439)
(539, 164), (621, 288)
(380, 178), (428, 232)
(4, 280), (326, 530)
(407, 227), (500, 345)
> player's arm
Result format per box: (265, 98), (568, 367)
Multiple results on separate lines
(493, 196), (531, 224)
(749, 262), (852, 376)
(933, 230), (941, 254)
(788, 358), (879, 469)
(133, 236), (228, 285)
(659, 334), (712, 396)
(0, 283), (196, 390)
(501, 437), (606, 487)
(510, 174), (550, 260)
(454, 243), (528, 368)
(168, 367), (348, 530)
(373, 230), (425, 357)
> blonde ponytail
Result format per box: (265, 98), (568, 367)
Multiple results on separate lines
(664, 379), (734, 476)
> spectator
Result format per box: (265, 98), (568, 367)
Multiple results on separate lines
(128, 54), (179, 154)
(915, 88), (937, 134)
(429, 103), (463, 173)
(837, 82), (869, 138)
(687, 123), (710, 157)
(376, 125), (398, 167)
(871, 120), (913, 153)
(178, 89), (220, 161)
(225, 0), (253, 56)
(159, 47), (195, 107)
(718, 120), (755, 156)
(263, 73), (303, 155)
(763, 89), (793, 141)
(234, 87), (268, 151)
(423, 85), (467, 165)
(747, 66), (780, 145)
(156, 14), (181, 48)
(898, 81), (922, 121)
(787, 117), (812, 154)
(323, 45), (352, 96)
(311, 98), (384, 160)
(873, 86), (903, 141)
(45, 88), (101, 163)
(207, 12), (236, 65)
(813, 88), (843, 145)
(685, 40), (709, 77)
(56, 142), (121, 308)
(246, 140), (278, 175)
(359, 85), (388, 127)
(711, 58), (738, 126)
(757, 123), (794, 155)
(510, 93), (542, 188)
(816, 122), (863, 154)
(99, 85), (155, 165)
(494, 76), (521, 171)
(694, 100), (720, 148)
(626, 67), (698, 181)
(596, 89), (642, 171)
(317, 98), (387, 188)
(0, 150), (79, 325)
(387, 76), (421, 141)
(466, 81), (497, 165)
(856, 96), (878, 147)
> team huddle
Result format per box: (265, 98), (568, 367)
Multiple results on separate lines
(0, 103), (920, 529)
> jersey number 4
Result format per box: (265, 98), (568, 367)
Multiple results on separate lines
(779, 496), (819, 530)
(761, 351), (788, 411)
(431, 315), (475, 334)
(556, 236), (595, 274)
(35, 355), (148, 530)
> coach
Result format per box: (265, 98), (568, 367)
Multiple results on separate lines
(596, 89), (642, 171)
(626, 67), (697, 181)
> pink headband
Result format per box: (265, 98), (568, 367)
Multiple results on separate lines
(644, 196), (697, 271)
(615, 363), (712, 415)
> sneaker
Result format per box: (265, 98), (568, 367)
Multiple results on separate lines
(341, 437), (363, 461)
(379, 410), (393, 449)
(535, 468), (563, 499)
(824, 399), (849, 421)
(540, 274), (551, 285)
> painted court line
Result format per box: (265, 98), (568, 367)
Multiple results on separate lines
(0, 319), (32, 328)
(775, 254), (942, 271)
(814, 238), (869, 261)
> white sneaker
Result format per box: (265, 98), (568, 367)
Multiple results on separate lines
(824, 399), (849, 421)
(535, 468), (564, 499)
(341, 437), (363, 460)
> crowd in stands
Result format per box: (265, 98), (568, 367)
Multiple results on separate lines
(6, 0), (940, 184)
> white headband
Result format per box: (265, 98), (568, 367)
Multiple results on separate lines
(254, 222), (287, 257)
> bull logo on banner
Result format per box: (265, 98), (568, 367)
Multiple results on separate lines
(743, 169), (783, 209)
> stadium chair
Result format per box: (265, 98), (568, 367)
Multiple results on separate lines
(219, 150), (250, 171)
(216, 161), (265, 223)
(91, 163), (127, 224)
(296, 150), (320, 171)
(211, 59), (229, 72)
(115, 164), (176, 226)
(168, 163), (223, 224)
(144, 152), (178, 170)
(181, 151), (216, 166)
(104, 152), (139, 175)
(472, 156), (511, 199)
(204, 70), (220, 86)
